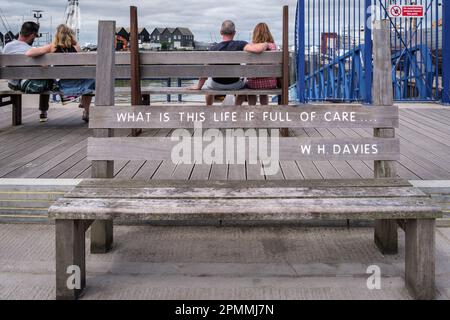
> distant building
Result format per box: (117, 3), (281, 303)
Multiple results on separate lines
(137, 27), (150, 43)
(116, 27), (129, 41)
(150, 27), (195, 50)
(115, 27), (151, 44)
(150, 28), (165, 43)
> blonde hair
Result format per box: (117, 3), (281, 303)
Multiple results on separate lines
(53, 24), (77, 49)
(252, 23), (274, 44)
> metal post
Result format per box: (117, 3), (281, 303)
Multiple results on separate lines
(443, 0), (450, 104)
(167, 78), (172, 102)
(364, 0), (373, 104)
(178, 78), (183, 102)
(130, 6), (143, 137)
(297, 0), (306, 103)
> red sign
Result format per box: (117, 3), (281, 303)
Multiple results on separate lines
(389, 5), (425, 18)
(390, 5), (402, 17)
(402, 5), (424, 17)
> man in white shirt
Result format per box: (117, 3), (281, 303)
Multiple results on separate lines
(3, 22), (50, 122)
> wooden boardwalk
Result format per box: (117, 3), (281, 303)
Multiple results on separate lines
(0, 102), (449, 181)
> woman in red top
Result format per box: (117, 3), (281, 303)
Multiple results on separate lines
(246, 23), (278, 106)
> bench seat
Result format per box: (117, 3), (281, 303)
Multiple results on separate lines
(49, 179), (441, 221)
(48, 178), (441, 300)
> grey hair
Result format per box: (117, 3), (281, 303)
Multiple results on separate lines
(221, 20), (236, 35)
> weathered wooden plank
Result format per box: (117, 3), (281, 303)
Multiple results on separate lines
(89, 105), (399, 129)
(138, 51), (283, 65)
(1, 64), (281, 80)
(67, 186), (426, 199)
(0, 53), (98, 66)
(48, 197), (441, 221)
(0, 51), (281, 67)
(138, 65), (282, 78)
(55, 220), (86, 300)
(372, 20), (394, 106)
(137, 87), (282, 96)
(91, 20), (116, 255)
(372, 19), (398, 256)
(2, 87), (280, 97)
(405, 219), (436, 300)
(78, 178), (412, 189)
(0, 66), (97, 80)
(87, 137), (401, 162)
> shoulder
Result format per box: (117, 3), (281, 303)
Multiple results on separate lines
(210, 43), (221, 51)
(234, 40), (248, 50)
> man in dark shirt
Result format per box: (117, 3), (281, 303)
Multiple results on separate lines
(189, 20), (268, 105)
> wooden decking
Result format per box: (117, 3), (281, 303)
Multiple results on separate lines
(0, 102), (449, 181)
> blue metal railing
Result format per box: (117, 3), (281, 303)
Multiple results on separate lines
(305, 44), (366, 102)
(296, 0), (447, 103)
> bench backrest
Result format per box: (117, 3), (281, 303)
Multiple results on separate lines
(87, 20), (400, 179)
(0, 51), (283, 80)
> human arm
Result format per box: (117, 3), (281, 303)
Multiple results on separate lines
(244, 42), (269, 54)
(25, 44), (53, 57)
(188, 77), (207, 90)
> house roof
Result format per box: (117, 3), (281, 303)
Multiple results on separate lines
(116, 27), (148, 35)
(151, 28), (165, 34)
(149, 27), (194, 37)
(116, 27), (128, 33)
(123, 27), (148, 34)
(176, 27), (193, 36)
(164, 28), (176, 34)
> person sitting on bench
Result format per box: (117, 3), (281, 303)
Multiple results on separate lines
(247, 23), (278, 106)
(188, 20), (270, 105)
(25, 24), (95, 123)
(2, 22), (50, 122)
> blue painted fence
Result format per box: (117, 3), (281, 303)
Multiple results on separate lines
(296, 0), (448, 103)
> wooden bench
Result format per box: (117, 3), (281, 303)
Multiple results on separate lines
(48, 20), (442, 300)
(0, 25), (287, 126)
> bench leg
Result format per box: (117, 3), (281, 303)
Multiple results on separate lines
(55, 220), (86, 300)
(90, 220), (114, 254)
(374, 220), (398, 255)
(11, 95), (22, 126)
(405, 219), (436, 300)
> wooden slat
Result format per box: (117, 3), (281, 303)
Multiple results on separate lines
(139, 51), (283, 65)
(87, 137), (401, 161)
(0, 53), (99, 66)
(1, 64), (281, 80)
(48, 197), (441, 221)
(138, 65), (282, 78)
(137, 87), (282, 96)
(1, 66), (96, 80)
(89, 105), (399, 129)
(78, 178), (412, 188)
(67, 186), (426, 199)
(0, 87), (283, 97)
(0, 51), (281, 67)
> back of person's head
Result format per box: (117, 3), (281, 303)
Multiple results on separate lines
(20, 22), (40, 38)
(221, 20), (236, 36)
(252, 23), (274, 44)
(53, 24), (77, 49)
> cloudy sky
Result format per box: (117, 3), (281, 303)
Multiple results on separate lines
(0, 0), (298, 45)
